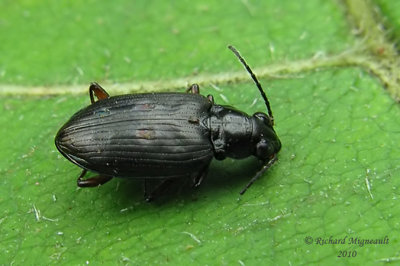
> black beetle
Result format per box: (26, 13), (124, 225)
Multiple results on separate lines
(55, 46), (281, 199)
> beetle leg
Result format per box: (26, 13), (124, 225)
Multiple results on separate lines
(143, 179), (152, 199)
(89, 82), (110, 104)
(144, 179), (175, 202)
(186, 84), (200, 94)
(192, 168), (209, 187)
(77, 169), (113, 187)
(207, 94), (214, 104)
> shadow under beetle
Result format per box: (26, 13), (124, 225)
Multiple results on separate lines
(55, 46), (281, 200)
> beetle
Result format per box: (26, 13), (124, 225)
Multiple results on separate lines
(55, 46), (281, 200)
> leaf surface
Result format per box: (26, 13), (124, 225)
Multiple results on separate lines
(1, 0), (399, 265)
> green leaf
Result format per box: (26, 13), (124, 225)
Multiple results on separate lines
(1, 0), (400, 265)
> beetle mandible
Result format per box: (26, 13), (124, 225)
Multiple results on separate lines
(55, 46), (281, 199)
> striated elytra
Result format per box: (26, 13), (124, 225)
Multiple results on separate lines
(55, 46), (281, 200)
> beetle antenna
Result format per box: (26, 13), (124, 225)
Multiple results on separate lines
(228, 45), (274, 124)
(240, 154), (278, 195)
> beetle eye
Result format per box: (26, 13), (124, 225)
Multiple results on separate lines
(256, 140), (273, 159)
(254, 112), (272, 127)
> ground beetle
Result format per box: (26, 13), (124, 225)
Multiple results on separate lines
(55, 46), (281, 199)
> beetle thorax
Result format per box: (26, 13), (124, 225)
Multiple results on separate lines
(208, 105), (253, 160)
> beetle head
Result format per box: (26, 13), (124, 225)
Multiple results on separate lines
(251, 112), (281, 161)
